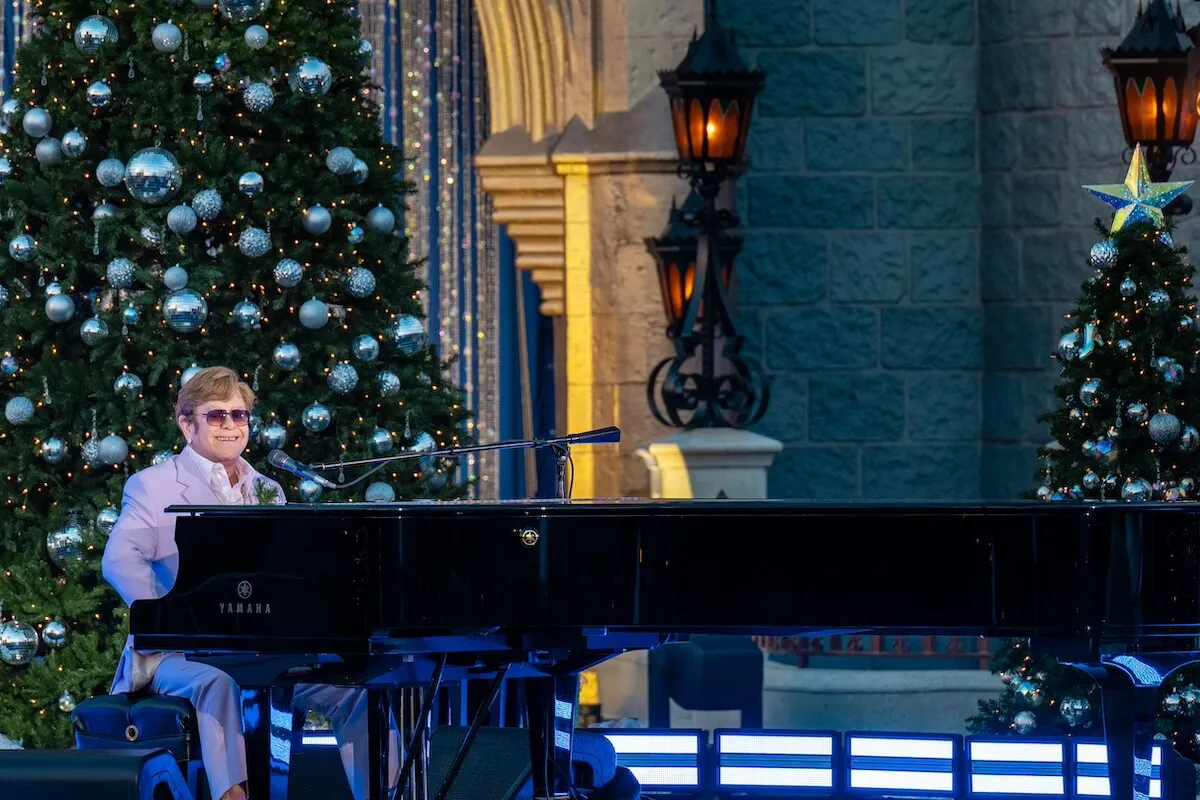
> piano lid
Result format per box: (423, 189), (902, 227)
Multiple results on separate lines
(161, 499), (1196, 517)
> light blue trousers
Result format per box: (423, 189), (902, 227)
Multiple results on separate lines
(150, 654), (401, 800)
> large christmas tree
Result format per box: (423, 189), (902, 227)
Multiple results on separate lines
(0, 0), (468, 747)
(1035, 147), (1200, 501)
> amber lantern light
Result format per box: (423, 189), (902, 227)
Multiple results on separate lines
(1102, 0), (1200, 212)
(658, 0), (765, 173)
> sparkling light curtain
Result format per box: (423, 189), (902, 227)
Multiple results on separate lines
(366, 0), (501, 498)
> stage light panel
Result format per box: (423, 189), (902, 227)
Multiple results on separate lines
(966, 738), (1066, 797)
(845, 732), (958, 796)
(1073, 740), (1162, 799)
(715, 730), (837, 793)
(600, 729), (704, 790)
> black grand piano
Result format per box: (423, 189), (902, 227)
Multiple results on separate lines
(130, 500), (1200, 800)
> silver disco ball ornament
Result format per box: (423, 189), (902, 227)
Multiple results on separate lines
(167, 204), (197, 235)
(1179, 425), (1200, 453)
(231, 299), (262, 330)
(297, 479), (322, 503)
(301, 402), (332, 432)
(21, 107), (51, 138)
(191, 189), (222, 220)
(46, 519), (84, 565)
(193, 72), (214, 94)
(41, 436), (67, 464)
(327, 363), (359, 394)
(298, 297), (329, 329)
(122, 305), (140, 326)
(377, 370), (400, 396)
(243, 82), (274, 113)
(0, 156), (12, 181)
(163, 288), (208, 333)
(1150, 412), (1182, 445)
(1012, 710), (1036, 734)
(80, 317), (109, 346)
(350, 158), (368, 185)
(369, 427), (394, 455)
(346, 267), (375, 298)
(8, 233), (35, 262)
(99, 433), (128, 465)
(326, 147), (355, 175)
(274, 258), (303, 288)
(180, 363), (203, 385)
(151, 21), (182, 53)
(44, 294), (75, 324)
(35, 138), (61, 165)
(272, 341), (301, 370)
(238, 171), (264, 196)
(366, 205), (395, 235)
(1089, 239), (1118, 270)
(218, 0), (270, 22)
(163, 265), (189, 290)
(41, 620), (66, 648)
(96, 157), (125, 187)
(124, 147), (183, 205)
(0, 98), (18, 131)
(60, 129), (87, 158)
(74, 15), (118, 54)
(302, 204), (332, 235)
(388, 314), (426, 356)
(1079, 379), (1102, 408)
(114, 371), (143, 398)
(237, 227), (271, 258)
(0, 619), (38, 666)
(1122, 477), (1154, 502)
(355, 39), (374, 69)
(1057, 332), (1079, 361)
(407, 431), (437, 472)
(1149, 288), (1171, 311)
(364, 482), (394, 503)
(87, 80), (112, 108)
(244, 24), (268, 49)
(1126, 402), (1149, 424)
(258, 422), (287, 449)
(1060, 697), (1091, 728)
(351, 334), (379, 361)
(81, 438), (103, 467)
(106, 257), (135, 288)
(96, 507), (119, 534)
(289, 56), (333, 97)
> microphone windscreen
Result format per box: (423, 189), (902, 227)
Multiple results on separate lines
(266, 449), (289, 469)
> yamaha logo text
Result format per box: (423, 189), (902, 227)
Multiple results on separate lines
(219, 580), (271, 615)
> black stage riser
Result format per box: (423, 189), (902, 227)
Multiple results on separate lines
(0, 748), (192, 800)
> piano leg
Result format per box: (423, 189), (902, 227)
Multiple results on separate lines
(240, 685), (295, 800)
(400, 688), (431, 800)
(526, 675), (577, 800)
(367, 689), (395, 800)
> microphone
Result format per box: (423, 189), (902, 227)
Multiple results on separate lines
(267, 449), (338, 490)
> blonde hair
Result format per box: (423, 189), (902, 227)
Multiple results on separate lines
(175, 366), (256, 419)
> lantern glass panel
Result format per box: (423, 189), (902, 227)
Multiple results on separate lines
(1124, 76), (1159, 143)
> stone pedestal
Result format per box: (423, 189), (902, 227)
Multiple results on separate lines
(636, 428), (783, 500)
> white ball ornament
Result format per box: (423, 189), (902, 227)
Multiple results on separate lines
(244, 24), (268, 49)
(298, 297), (329, 329)
(22, 107), (52, 137)
(151, 21), (182, 53)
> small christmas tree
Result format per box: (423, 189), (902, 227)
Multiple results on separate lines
(1035, 146), (1200, 501)
(0, 0), (469, 747)
(966, 639), (1099, 736)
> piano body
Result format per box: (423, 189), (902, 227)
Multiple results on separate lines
(130, 500), (1200, 800)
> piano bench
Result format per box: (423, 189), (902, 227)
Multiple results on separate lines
(71, 692), (210, 800)
(647, 635), (764, 728)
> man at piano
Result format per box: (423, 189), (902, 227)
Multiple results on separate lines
(101, 366), (399, 800)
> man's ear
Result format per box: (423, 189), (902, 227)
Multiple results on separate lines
(177, 415), (191, 444)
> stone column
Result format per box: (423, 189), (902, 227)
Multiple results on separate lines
(637, 428), (783, 499)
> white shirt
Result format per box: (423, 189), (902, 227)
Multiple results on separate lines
(181, 444), (253, 505)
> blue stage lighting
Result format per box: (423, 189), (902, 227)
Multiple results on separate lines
(600, 729), (704, 790)
(965, 738), (1066, 797)
(845, 732), (959, 796)
(715, 730), (838, 793)
(1073, 740), (1162, 799)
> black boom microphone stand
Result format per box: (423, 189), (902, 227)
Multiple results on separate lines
(270, 426), (621, 500)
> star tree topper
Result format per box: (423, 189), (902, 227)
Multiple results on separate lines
(1083, 145), (1193, 233)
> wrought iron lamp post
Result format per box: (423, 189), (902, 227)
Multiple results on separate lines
(1103, 0), (1200, 214)
(647, 0), (768, 429)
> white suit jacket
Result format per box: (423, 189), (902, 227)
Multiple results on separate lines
(101, 449), (285, 694)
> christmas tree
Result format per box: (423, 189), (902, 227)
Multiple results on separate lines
(0, 0), (468, 747)
(1035, 146), (1200, 501)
